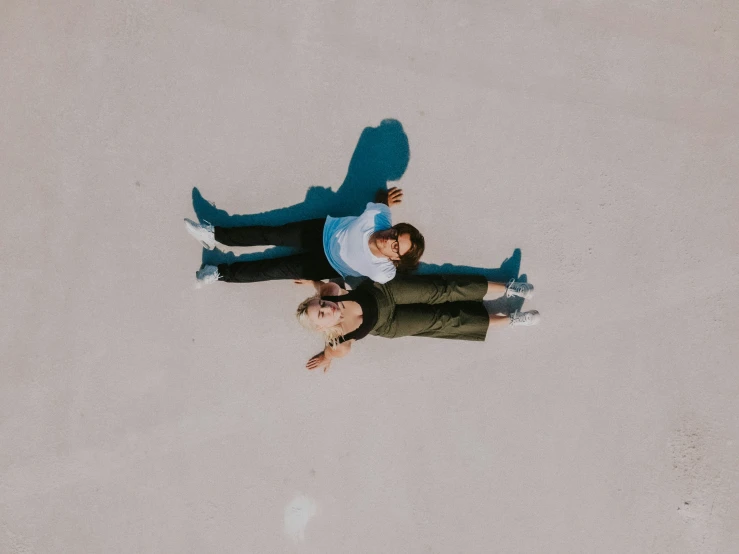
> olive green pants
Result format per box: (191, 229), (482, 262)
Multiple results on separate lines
(364, 275), (490, 341)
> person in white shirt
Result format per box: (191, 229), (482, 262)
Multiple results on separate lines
(184, 187), (425, 286)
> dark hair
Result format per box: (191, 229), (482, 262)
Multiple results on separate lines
(391, 222), (425, 272)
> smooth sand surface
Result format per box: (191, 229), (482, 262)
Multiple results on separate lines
(2, 2), (738, 553)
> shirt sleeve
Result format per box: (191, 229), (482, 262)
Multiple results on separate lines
(373, 263), (397, 284)
(362, 202), (393, 228)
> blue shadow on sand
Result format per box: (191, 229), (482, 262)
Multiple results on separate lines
(192, 118), (526, 311)
(195, 118), (410, 266)
(194, 118), (410, 227)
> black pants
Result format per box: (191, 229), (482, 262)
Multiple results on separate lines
(214, 219), (340, 283)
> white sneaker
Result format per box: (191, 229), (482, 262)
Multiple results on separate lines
(196, 265), (220, 287)
(509, 310), (540, 327)
(184, 218), (215, 250)
(506, 279), (534, 299)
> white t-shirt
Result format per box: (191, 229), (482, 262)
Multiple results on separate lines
(322, 202), (397, 283)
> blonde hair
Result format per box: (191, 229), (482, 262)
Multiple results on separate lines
(296, 295), (345, 349)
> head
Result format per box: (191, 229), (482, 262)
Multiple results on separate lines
(296, 296), (344, 347)
(372, 223), (425, 271)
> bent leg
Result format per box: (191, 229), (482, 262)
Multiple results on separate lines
(217, 252), (338, 283)
(214, 218), (326, 249)
(383, 274), (488, 305)
(385, 302), (489, 341)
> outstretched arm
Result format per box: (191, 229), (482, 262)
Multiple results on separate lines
(306, 340), (353, 372)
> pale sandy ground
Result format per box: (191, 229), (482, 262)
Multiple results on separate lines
(2, 2), (738, 553)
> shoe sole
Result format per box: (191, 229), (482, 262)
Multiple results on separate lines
(185, 218), (214, 250)
(509, 289), (534, 300)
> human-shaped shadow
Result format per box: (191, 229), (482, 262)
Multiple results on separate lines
(194, 118), (410, 266)
(194, 119), (410, 227)
(192, 119), (528, 312)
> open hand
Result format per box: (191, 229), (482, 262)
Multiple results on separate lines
(375, 187), (404, 207)
(386, 187), (403, 207)
(306, 352), (331, 372)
